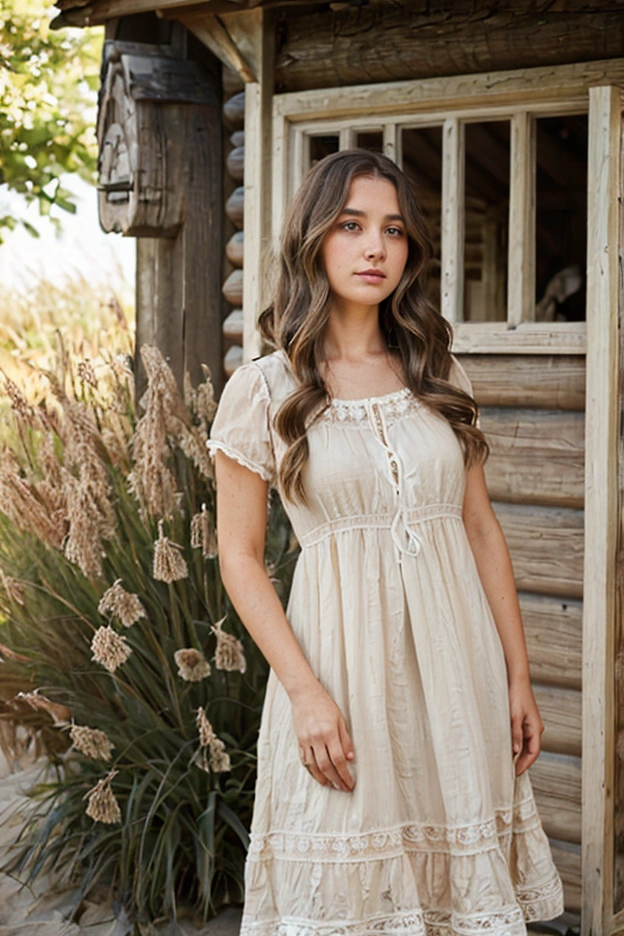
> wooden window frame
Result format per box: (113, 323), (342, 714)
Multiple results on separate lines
(267, 58), (624, 360)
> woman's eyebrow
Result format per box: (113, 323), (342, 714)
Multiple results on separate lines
(339, 207), (405, 222)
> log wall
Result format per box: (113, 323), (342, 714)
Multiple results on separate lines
(459, 352), (585, 919)
(275, 0), (624, 93)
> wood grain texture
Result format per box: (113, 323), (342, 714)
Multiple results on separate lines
(441, 117), (464, 323)
(459, 354), (585, 410)
(582, 84), (621, 935)
(521, 593), (582, 691)
(493, 502), (584, 599)
(274, 3), (624, 93)
(481, 407), (585, 509)
(530, 751), (582, 844)
(550, 838), (582, 913)
(451, 322), (586, 356)
(533, 684), (582, 758)
(507, 111), (535, 327)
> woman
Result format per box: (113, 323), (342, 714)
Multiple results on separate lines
(206, 149), (564, 935)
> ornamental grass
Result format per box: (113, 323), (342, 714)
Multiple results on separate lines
(0, 343), (297, 925)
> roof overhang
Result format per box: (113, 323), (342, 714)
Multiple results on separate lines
(52, 0), (331, 29)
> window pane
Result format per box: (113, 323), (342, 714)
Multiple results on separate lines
(309, 135), (340, 166)
(401, 126), (443, 307)
(535, 115), (587, 322)
(464, 120), (510, 323)
(356, 131), (383, 153)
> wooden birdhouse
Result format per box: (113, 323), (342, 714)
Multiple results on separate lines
(96, 40), (218, 236)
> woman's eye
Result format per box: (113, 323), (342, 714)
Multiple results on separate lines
(341, 221), (359, 232)
(387, 226), (405, 237)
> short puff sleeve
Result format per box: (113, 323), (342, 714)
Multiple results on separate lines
(206, 362), (277, 488)
(448, 354), (481, 429)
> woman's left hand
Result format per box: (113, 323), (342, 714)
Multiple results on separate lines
(509, 679), (544, 776)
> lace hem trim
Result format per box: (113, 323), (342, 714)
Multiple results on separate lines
(239, 875), (565, 936)
(248, 798), (543, 863)
(206, 440), (276, 487)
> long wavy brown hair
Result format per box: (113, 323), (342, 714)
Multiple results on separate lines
(258, 149), (488, 506)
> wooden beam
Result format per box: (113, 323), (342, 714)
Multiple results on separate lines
(240, 9), (274, 361)
(481, 407), (585, 509)
(582, 84), (622, 936)
(178, 13), (257, 82)
(274, 4), (624, 93)
(460, 354), (585, 410)
(493, 502), (584, 599)
(531, 751), (582, 844)
(534, 684), (582, 758)
(451, 321), (586, 355)
(521, 594), (582, 691)
(274, 59), (624, 123)
(550, 838), (582, 913)
(441, 117), (464, 323)
(507, 111), (535, 327)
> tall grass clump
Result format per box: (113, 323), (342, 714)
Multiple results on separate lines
(0, 342), (297, 925)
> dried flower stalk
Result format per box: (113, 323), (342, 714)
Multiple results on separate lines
(174, 648), (211, 682)
(195, 707), (231, 774)
(70, 725), (114, 761)
(153, 520), (188, 583)
(190, 504), (218, 559)
(84, 769), (121, 824)
(98, 579), (147, 628)
(211, 615), (246, 674)
(91, 626), (132, 674)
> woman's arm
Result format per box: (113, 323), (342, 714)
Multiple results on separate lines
(214, 450), (355, 792)
(462, 461), (543, 776)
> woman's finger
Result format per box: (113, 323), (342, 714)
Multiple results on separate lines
(315, 744), (350, 791)
(304, 748), (328, 787)
(515, 720), (542, 775)
(326, 737), (355, 791)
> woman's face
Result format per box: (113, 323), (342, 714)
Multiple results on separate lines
(320, 174), (409, 314)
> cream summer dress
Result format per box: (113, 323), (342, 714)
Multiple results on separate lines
(206, 348), (564, 936)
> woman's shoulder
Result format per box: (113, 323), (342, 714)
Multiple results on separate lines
(248, 348), (296, 399)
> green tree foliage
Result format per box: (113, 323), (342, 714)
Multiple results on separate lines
(0, 0), (102, 240)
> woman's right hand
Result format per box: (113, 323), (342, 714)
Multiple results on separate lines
(290, 682), (356, 792)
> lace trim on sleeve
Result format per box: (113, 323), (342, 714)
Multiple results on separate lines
(206, 439), (274, 485)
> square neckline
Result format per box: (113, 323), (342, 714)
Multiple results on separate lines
(275, 348), (412, 406)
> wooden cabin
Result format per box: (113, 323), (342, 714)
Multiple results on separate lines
(50, 1), (624, 932)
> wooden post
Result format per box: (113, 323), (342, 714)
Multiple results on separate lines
(236, 9), (274, 362)
(508, 110), (536, 328)
(99, 27), (225, 392)
(441, 117), (465, 323)
(582, 84), (622, 936)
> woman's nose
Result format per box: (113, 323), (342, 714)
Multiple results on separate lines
(364, 234), (386, 259)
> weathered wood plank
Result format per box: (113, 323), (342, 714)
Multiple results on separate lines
(493, 503), (584, 599)
(241, 10), (275, 362)
(451, 321), (586, 356)
(533, 684), (582, 758)
(582, 84), (621, 934)
(274, 5), (624, 93)
(530, 751), (582, 844)
(275, 58), (624, 122)
(441, 117), (464, 323)
(507, 111), (535, 327)
(614, 96), (624, 922)
(458, 354), (585, 410)
(550, 838), (582, 913)
(520, 594), (582, 691)
(481, 408), (585, 509)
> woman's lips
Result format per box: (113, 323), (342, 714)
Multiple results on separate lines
(356, 272), (386, 284)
